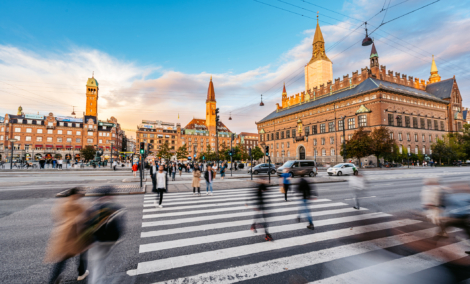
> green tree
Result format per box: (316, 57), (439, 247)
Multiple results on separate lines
(232, 146), (242, 161)
(176, 144), (189, 160)
(157, 141), (172, 161)
(80, 146), (96, 162)
(239, 146), (250, 161)
(369, 126), (396, 163)
(219, 141), (230, 161)
(341, 127), (372, 168)
(251, 146), (264, 161)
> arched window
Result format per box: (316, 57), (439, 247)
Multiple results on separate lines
(321, 149), (326, 156)
(331, 148), (335, 156)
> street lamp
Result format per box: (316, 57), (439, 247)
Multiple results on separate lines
(9, 138), (17, 170)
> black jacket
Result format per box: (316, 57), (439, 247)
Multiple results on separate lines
(152, 171), (168, 192)
(297, 178), (317, 200)
(204, 170), (215, 183)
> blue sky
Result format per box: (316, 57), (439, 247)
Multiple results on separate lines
(1, 0), (469, 135)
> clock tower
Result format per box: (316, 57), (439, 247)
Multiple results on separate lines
(205, 76), (217, 132)
(85, 75), (99, 117)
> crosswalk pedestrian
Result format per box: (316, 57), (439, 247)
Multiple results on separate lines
(128, 187), (469, 283)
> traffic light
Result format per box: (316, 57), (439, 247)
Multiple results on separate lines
(215, 108), (220, 125)
(140, 142), (145, 155)
(229, 150), (233, 157)
(249, 148), (252, 157)
(231, 133), (235, 141)
(202, 155), (205, 160)
(265, 145), (269, 156)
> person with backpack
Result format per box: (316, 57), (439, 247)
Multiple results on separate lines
(45, 187), (91, 283)
(297, 178), (316, 230)
(86, 192), (125, 284)
(280, 168), (291, 202)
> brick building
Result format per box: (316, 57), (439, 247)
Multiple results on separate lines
(0, 76), (125, 162)
(256, 19), (465, 165)
(136, 120), (178, 158)
(234, 132), (260, 152)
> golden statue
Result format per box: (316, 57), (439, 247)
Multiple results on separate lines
(17, 106), (23, 115)
(297, 118), (303, 135)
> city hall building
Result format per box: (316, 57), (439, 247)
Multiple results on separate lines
(0, 76), (125, 162)
(256, 19), (465, 165)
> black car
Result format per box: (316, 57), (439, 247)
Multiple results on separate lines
(249, 163), (276, 174)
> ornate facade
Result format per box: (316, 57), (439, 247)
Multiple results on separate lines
(257, 22), (465, 165)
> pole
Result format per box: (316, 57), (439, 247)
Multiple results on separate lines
(342, 117), (346, 163)
(140, 154), (143, 188)
(10, 142), (14, 170)
(230, 138), (233, 177)
(268, 154), (271, 184)
(250, 152), (253, 181)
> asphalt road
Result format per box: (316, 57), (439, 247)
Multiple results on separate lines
(0, 167), (469, 283)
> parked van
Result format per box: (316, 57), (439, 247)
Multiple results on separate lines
(276, 160), (317, 177)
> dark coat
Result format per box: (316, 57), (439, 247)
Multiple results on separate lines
(297, 178), (317, 200)
(204, 169), (216, 183)
(153, 171), (168, 193)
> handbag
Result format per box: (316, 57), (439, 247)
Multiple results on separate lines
(280, 185), (285, 194)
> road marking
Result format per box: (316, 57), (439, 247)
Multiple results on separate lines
(151, 226), (457, 284)
(143, 199), (332, 219)
(312, 240), (467, 283)
(139, 212), (390, 253)
(141, 208), (374, 238)
(127, 219), (420, 276)
(344, 196), (376, 200)
(142, 202), (349, 227)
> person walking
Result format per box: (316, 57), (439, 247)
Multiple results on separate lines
(132, 162), (138, 177)
(246, 179), (273, 241)
(58, 158), (63, 170)
(112, 160), (117, 171)
(150, 161), (157, 193)
(280, 168), (291, 201)
(45, 187), (90, 283)
(234, 161), (237, 171)
(153, 165), (168, 208)
(297, 178), (316, 230)
(178, 164), (183, 177)
(349, 172), (366, 210)
(170, 163), (176, 181)
(192, 165), (202, 196)
(204, 165), (215, 195)
(220, 163), (226, 180)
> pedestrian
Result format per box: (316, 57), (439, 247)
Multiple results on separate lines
(150, 160), (157, 193)
(153, 165), (168, 208)
(280, 168), (291, 201)
(86, 192), (125, 284)
(192, 165), (202, 196)
(58, 158), (63, 170)
(170, 163), (176, 181)
(246, 179), (273, 241)
(178, 164), (183, 177)
(204, 165), (215, 195)
(234, 161), (237, 171)
(297, 178), (316, 230)
(132, 162), (138, 177)
(45, 187), (91, 283)
(349, 172), (366, 210)
(112, 160), (117, 171)
(53, 159), (57, 169)
(220, 163), (226, 180)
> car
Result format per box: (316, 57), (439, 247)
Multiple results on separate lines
(248, 163), (276, 174)
(327, 163), (358, 176)
(276, 160), (317, 178)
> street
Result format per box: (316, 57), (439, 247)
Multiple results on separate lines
(1, 167), (470, 283)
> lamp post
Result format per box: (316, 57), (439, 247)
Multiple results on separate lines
(9, 138), (17, 170)
(341, 116), (346, 163)
(110, 141), (114, 168)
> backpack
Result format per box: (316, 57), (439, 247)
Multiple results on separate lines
(89, 202), (126, 242)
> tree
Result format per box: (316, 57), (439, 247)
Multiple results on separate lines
(431, 139), (449, 165)
(341, 127), (372, 167)
(157, 141), (172, 161)
(251, 146), (264, 161)
(176, 144), (189, 160)
(369, 126), (396, 163)
(80, 146), (96, 162)
(219, 141), (230, 161)
(239, 146), (250, 161)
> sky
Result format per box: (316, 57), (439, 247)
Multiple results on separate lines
(1, 0), (469, 138)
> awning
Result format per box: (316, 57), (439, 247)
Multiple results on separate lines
(106, 146), (110, 149)
(46, 145), (53, 148)
(35, 145), (43, 148)
(56, 145), (63, 149)
(75, 146), (82, 149)
(65, 145), (72, 149)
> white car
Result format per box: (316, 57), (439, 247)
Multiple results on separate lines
(327, 163), (358, 176)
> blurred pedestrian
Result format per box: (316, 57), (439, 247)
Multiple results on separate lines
(204, 165), (215, 195)
(220, 163), (226, 180)
(297, 178), (316, 230)
(192, 165), (202, 196)
(246, 179), (273, 241)
(280, 168), (291, 202)
(178, 164), (183, 177)
(86, 193), (125, 284)
(153, 165), (168, 208)
(112, 160), (117, 171)
(150, 160), (157, 193)
(132, 162), (138, 177)
(349, 172), (366, 210)
(45, 187), (91, 283)
(170, 163), (176, 181)
(58, 158), (63, 170)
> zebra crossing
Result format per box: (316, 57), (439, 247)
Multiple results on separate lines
(128, 187), (469, 283)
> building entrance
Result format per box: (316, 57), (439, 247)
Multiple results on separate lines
(299, 146), (306, 160)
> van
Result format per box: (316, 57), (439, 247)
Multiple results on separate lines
(276, 160), (317, 177)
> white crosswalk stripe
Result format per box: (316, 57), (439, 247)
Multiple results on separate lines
(129, 189), (469, 283)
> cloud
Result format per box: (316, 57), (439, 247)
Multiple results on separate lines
(1, 0), (469, 138)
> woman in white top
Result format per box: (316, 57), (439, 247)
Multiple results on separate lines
(154, 165), (168, 208)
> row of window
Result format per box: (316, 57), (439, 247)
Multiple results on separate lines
(263, 115), (367, 141)
(391, 132), (443, 143)
(12, 128), (82, 135)
(388, 114), (445, 130)
(140, 133), (176, 139)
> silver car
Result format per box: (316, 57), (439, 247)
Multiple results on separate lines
(276, 160), (317, 177)
(327, 163), (358, 176)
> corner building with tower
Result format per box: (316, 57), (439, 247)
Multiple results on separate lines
(256, 18), (465, 166)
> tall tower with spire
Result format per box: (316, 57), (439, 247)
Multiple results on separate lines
(370, 42), (379, 77)
(205, 76), (217, 132)
(305, 14), (333, 92)
(85, 74), (99, 117)
(428, 55), (441, 84)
